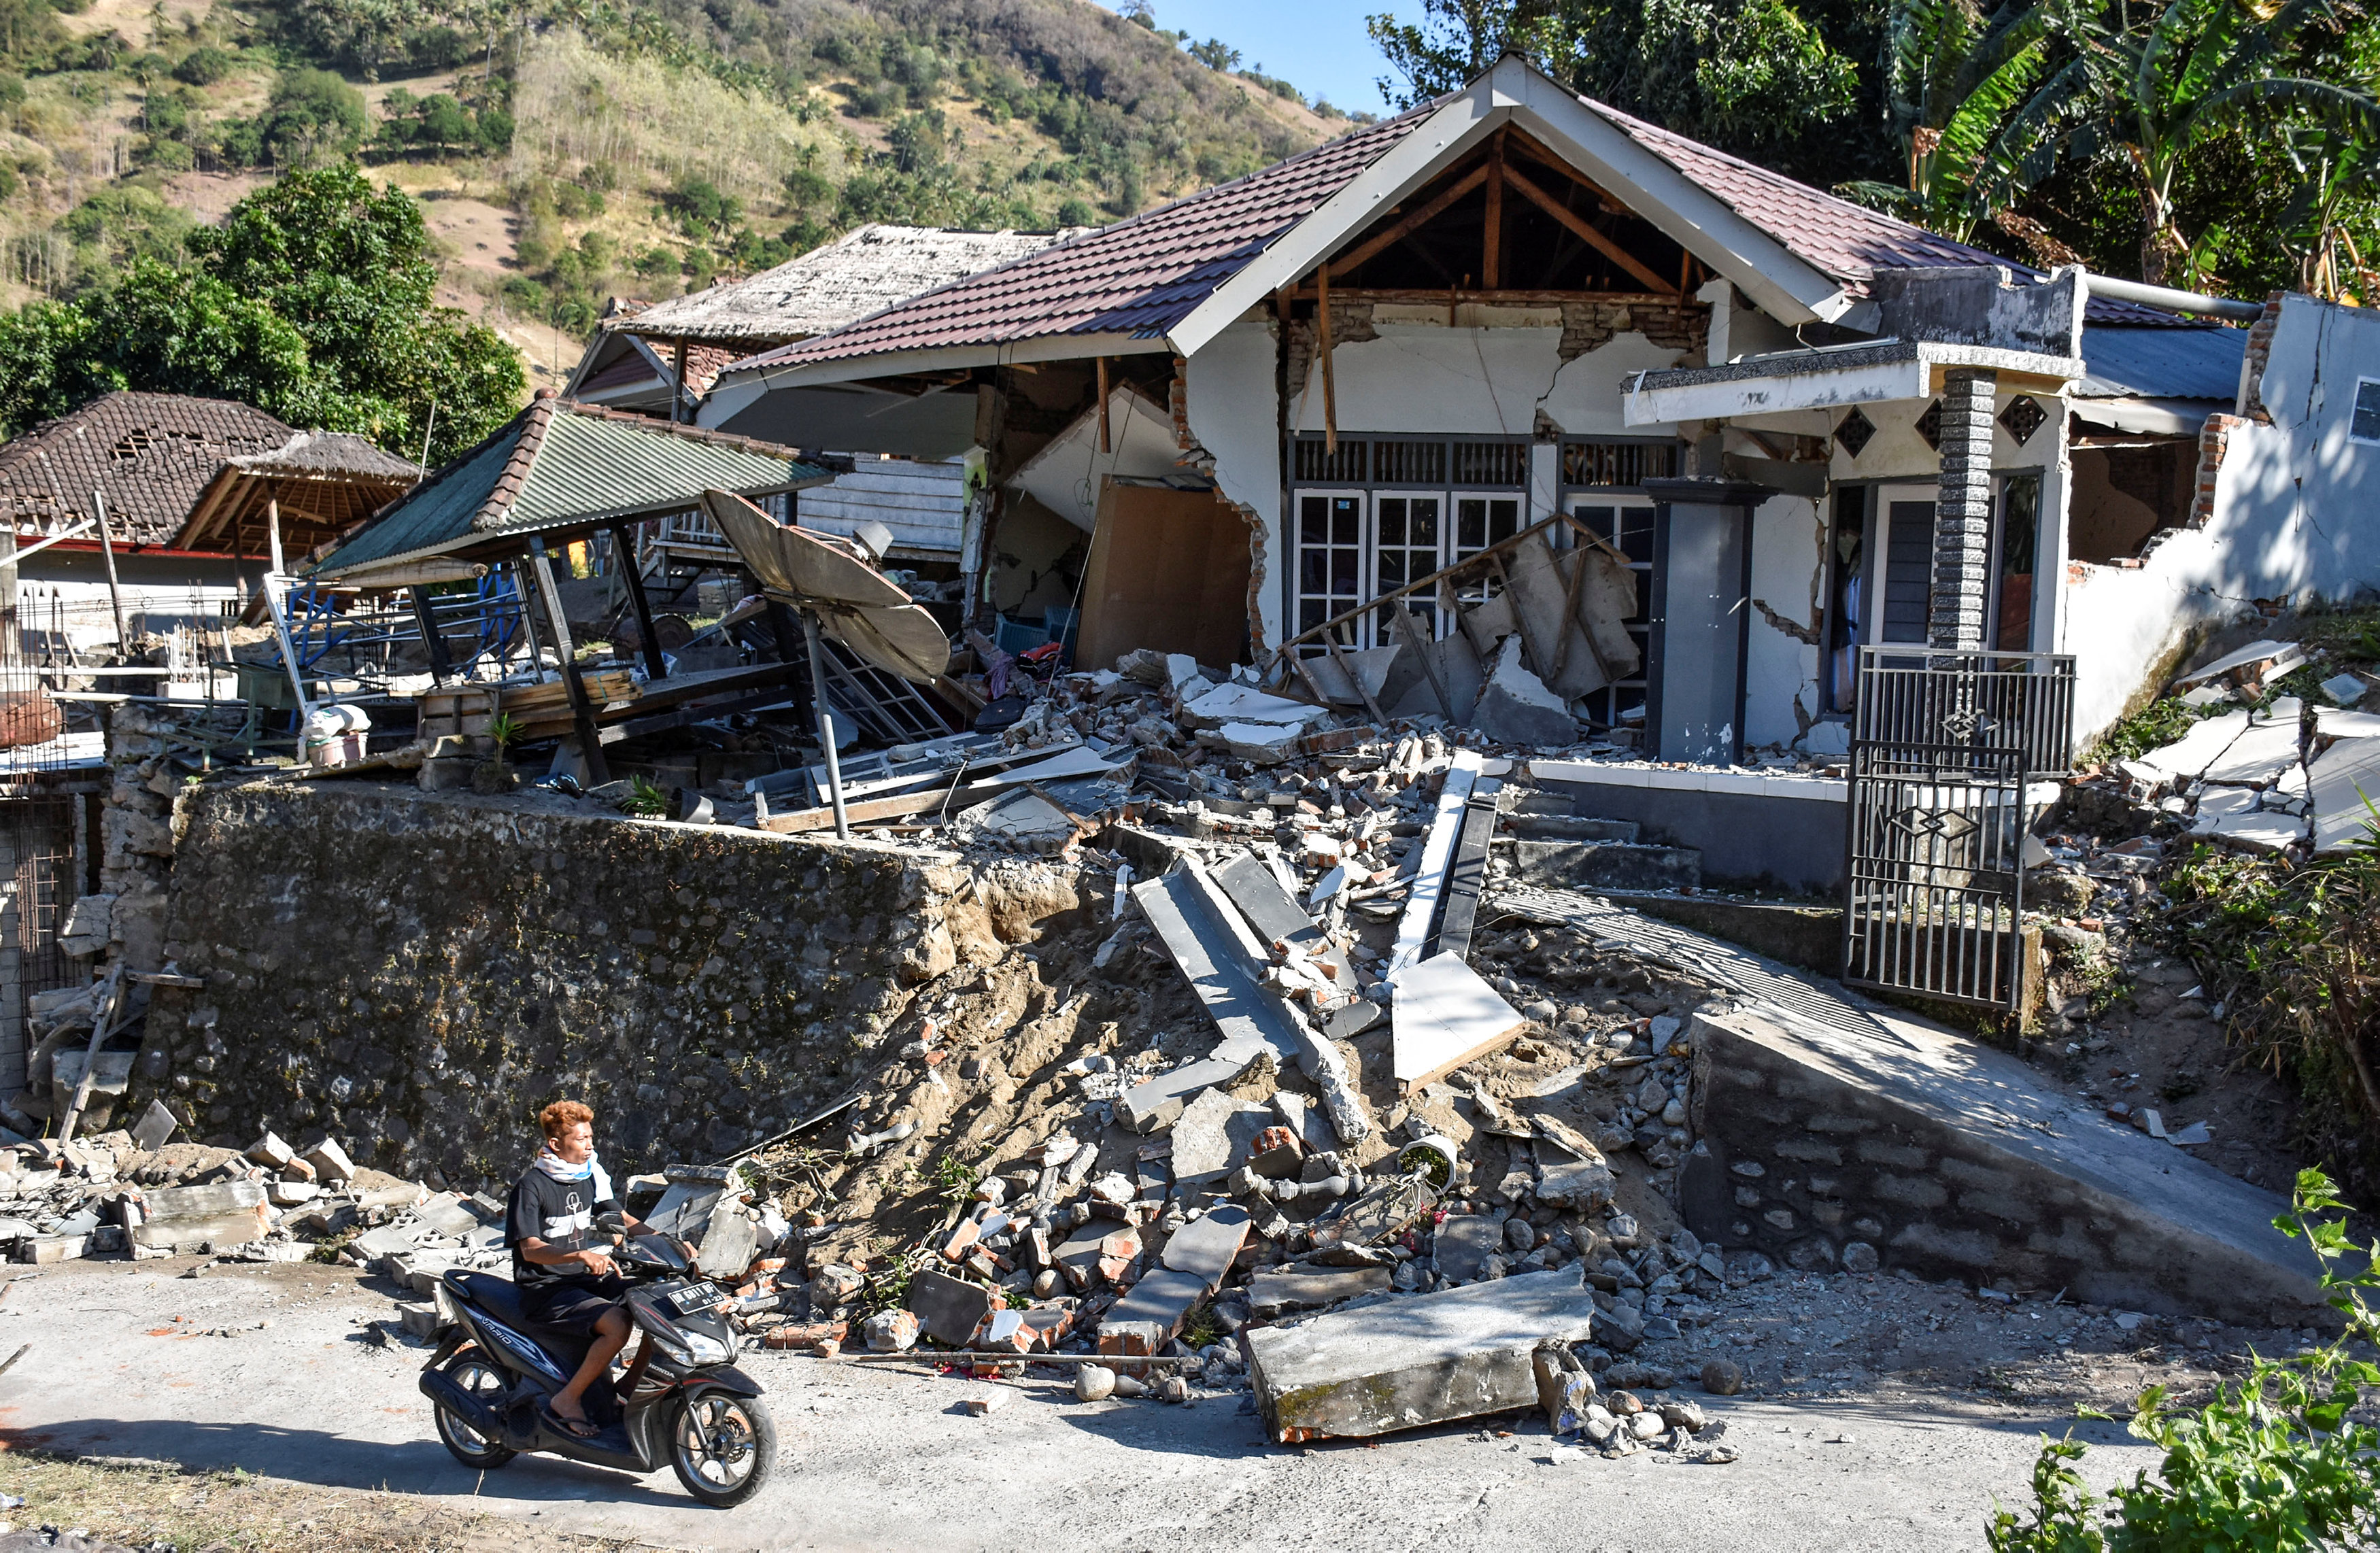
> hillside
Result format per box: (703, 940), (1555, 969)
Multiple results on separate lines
(0, 0), (1349, 384)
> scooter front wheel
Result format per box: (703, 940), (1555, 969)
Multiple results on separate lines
(669, 1389), (775, 1507)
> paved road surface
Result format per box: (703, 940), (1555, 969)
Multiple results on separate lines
(0, 1259), (2154, 1551)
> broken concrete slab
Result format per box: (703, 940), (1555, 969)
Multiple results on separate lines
(129, 1099), (176, 1153)
(1390, 951), (1525, 1093)
(2134, 709), (2250, 781)
(1245, 1264), (1394, 1318)
(906, 1269), (998, 1346)
(2317, 709), (2380, 739)
(2189, 786), (2259, 834)
(1160, 1204), (1251, 1286)
(1119, 1055), (1256, 1133)
(1302, 645), (1404, 708)
(2308, 736), (2380, 854)
(1681, 1003), (2326, 1325)
(131, 1178), (269, 1250)
(1245, 1269), (1599, 1441)
(1105, 1267), (1209, 1338)
(1179, 683), (1332, 734)
(1389, 749), (1483, 978)
(1470, 636), (1578, 749)
(1171, 1088), (1273, 1185)
(2204, 805), (2309, 852)
(1053, 1223), (1142, 1292)
(1132, 856), (1370, 1144)
(2175, 638), (2305, 689)
(2321, 672), (2370, 706)
(2200, 717), (2305, 787)
(1212, 851), (1354, 993)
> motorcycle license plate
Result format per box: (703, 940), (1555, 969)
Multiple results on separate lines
(666, 1282), (724, 1317)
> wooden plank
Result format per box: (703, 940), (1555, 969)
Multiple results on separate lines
(1429, 779), (1502, 961)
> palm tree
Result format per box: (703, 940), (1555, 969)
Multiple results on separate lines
(1973, 0), (2380, 286)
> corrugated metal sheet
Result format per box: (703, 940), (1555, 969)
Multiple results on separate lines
(2076, 324), (2247, 400)
(799, 457), (968, 557)
(317, 432), (520, 573)
(316, 400), (827, 576)
(509, 413), (811, 526)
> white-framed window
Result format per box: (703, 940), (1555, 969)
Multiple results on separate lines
(2351, 377), (2380, 445)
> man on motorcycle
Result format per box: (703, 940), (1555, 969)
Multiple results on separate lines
(507, 1099), (657, 1437)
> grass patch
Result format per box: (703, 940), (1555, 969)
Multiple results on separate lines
(0, 1450), (628, 1552)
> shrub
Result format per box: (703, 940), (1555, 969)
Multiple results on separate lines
(171, 45), (231, 85)
(1988, 1168), (2380, 1550)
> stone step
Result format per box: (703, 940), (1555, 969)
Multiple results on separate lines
(1501, 813), (1642, 843)
(1508, 837), (1698, 892)
(1681, 1004), (2325, 1325)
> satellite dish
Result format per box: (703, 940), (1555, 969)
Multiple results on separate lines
(699, 490), (951, 681)
(700, 489), (957, 839)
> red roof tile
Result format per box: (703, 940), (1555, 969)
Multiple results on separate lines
(734, 108), (1432, 373)
(736, 78), (2167, 376)
(0, 392), (295, 546)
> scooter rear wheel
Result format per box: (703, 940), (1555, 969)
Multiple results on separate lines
(669, 1390), (775, 1507)
(434, 1352), (517, 1469)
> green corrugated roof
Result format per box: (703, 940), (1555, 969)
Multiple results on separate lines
(314, 398), (829, 578)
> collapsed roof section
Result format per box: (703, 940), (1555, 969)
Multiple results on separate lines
(0, 392), (300, 549)
(311, 390), (832, 583)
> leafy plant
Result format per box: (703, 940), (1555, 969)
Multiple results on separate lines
(1987, 1168), (2380, 1551)
(618, 774), (668, 817)
(930, 1153), (980, 1206)
(2089, 695), (2215, 766)
(486, 712), (521, 757)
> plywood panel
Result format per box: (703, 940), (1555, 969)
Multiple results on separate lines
(1075, 483), (1252, 671)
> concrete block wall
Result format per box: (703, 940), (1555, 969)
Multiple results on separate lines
(1679, 1006), (2325, 1325)
(132, 781), (1083, 1190)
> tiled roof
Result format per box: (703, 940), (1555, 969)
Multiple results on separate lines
(1597, 106), (2175, 324)
(226, 430), (422, 481)
(314, 392), (832, 577)
(617, 224), (1079, 348)
(0, 392), (295, 546)
(732, 75), (2183, 377)
(730, 110), (1432, 374)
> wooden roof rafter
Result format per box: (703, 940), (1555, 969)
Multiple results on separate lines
(1302, 124), (1697, 303)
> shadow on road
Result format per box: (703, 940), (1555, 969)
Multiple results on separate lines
(0, 1416), (701, 1507)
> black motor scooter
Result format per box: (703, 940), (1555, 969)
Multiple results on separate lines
(418, 1214), (776, 1507)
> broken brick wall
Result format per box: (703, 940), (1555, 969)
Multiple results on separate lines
(133, 781), (1084, 1191)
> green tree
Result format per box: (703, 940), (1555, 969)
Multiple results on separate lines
(1973, 0), (2380, 285)
(0, 164), (522, 460)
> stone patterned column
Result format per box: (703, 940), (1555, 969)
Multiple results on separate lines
(1929, 368), (1998, 651)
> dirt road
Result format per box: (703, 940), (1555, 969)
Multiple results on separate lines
(0, 1258), (2178, 1552)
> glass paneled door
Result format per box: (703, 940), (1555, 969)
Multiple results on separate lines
(1295, 490), (1366, 646)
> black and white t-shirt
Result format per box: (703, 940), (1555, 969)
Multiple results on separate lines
(507, 1165), (622, 1290)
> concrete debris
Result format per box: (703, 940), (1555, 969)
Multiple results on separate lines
(1470, 638), (1578, 750)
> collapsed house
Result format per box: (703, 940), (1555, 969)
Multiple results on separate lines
(569, 224), (1079, 577)
(696, 53), (2370, 759)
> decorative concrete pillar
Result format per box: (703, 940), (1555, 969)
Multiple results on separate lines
(1928, 367), (1998, 650)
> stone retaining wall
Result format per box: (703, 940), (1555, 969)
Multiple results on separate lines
(127, 779), (1083, 1190)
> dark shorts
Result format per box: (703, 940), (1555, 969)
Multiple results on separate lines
(524, 1274), (632, 1335)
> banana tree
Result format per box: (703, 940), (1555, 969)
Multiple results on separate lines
(1837, 0), (2058, 239)
(1972, 0), (2380, 286)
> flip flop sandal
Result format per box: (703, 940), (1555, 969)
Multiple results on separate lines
(540, 1400), (599, 1439)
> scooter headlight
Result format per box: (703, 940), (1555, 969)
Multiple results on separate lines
(681, 1327), (732, 1365)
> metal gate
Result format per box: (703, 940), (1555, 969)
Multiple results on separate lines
(1842, 647), (2075, 1010)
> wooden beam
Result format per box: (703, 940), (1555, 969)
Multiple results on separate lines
(1323, 163), (1491, 281)
(1317, 262), (1337, 454)
(1483, 133), (1503, 290)
(1500, 162), (1676, 294)
(611, 522), (668, 681)
(1096, 356), (1111, 454)
(526, 536), (609, 785)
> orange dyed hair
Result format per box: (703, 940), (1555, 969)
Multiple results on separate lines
(539, 1099), (594, 1140)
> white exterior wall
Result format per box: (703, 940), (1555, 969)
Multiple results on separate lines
(1182, 319), (1285, 651)
(799, 455), (970, 559)
(2062, 296), (2380, 741)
